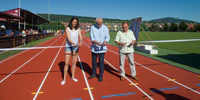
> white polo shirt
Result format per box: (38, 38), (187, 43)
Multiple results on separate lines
(115, 30), (136, 53)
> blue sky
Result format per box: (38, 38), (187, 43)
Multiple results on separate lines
(1, 0), (200, 22)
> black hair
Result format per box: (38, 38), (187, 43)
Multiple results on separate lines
(68, 17), (79, 30)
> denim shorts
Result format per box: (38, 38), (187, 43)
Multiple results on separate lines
(65, 45), (79, 53)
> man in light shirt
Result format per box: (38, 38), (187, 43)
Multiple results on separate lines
(88, 18), (110, 82)
(115, 22), (138, 81)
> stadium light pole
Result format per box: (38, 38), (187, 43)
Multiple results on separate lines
(18, 0), (21, 29)
(48, 0), (50, 21)
(177, 17), (179, 32)
(48, 0), (50, 30)
(59, 14), (61, 29)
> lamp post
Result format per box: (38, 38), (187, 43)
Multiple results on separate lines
(177, 17), (179, 32)
(48, 0), (50, 21)
(48, 0), (51, 31)
(18, 0), (21, 29)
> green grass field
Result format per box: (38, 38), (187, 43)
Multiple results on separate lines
(86, 32), (200, 74)
(139, 32), (200, 54)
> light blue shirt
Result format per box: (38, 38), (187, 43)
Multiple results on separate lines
(90, 24), (110, 53)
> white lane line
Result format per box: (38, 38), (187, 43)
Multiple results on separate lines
(78, 56), (94, 100)
(0, 36), (62, 83)
(108, 48), (200, 95)
(83, 42), (153, 100)
(104, 60), (154, 100)
(138, 39), (200, 43)
(84, 37), (200, 94)
(0, 36), (58, 63)
(0, 46), (68, 51)
(33, 39), (65, 100)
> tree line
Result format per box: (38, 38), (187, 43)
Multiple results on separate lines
(141, 21), (200, 32)
(37, 21), (65, 31)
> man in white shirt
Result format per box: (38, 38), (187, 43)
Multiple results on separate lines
(115, 22), (138, 81)
(88, 18), (110, 82)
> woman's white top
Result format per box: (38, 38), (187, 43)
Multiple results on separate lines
(66, 27), (79, 47)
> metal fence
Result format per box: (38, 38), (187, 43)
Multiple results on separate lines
(0, 33), (54, 48)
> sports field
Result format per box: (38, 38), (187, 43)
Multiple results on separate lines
(0, 35), (200, 100)
(86, 32), (200, 74)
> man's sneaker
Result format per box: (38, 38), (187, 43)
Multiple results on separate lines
(120, 77), (124, 81)
(88, 75), (96, 79)
(71, 78), (78, 82)
(98, 77), (103, 82)
(61, 80), (66, 85)
(132, 76), (138, 81)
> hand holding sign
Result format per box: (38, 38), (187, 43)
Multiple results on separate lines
(103, 41), (107, 46)
(97, 42), (102, 46)
(120, 42), (126, 47)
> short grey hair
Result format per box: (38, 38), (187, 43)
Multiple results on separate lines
(96, 17), (103, 22)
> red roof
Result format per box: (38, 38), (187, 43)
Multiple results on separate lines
(0, 11), (23, 21)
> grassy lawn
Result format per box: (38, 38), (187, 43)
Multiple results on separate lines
(85, 32), (200, 74)
(139, 32), (200, 54)
(0, 36), (55, 61)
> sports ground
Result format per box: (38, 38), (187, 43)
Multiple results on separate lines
(0, 32), (200, 100)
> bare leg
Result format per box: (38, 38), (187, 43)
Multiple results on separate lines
(63, 53), (71, 81)
(71, 52), (78, 79)
(22, 39), (24, 45)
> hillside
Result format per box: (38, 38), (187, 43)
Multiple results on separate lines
(37, 14), (128, 23)
(148, 17), (199, 23)
(37, 14), (199, 24)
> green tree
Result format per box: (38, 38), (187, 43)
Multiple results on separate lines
(151, 24), (160, 32)
(38, 21), (65, 31)
(187, 28), (197, 32)
(194, 24), (200, 32)
(169, 23), (178, 32)
(179, 21), (188, 31)
(140, 22), (148, 31)
(163, 23), (169, 31)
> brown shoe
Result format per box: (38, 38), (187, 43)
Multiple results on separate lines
(120, 77), (124, 81)
(132, 76), (138, 81)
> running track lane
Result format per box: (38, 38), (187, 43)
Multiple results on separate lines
(107, 44), (200, 93)
(0, 36), (199, 100)
(0, 36), (64, 100)
(0, 36), (62, 82)
(33, 42), (151, 100)
(34, 42), (93, 100)
(81, 42), (153, 100)
(84, 37), (200, 100)
(0, 36), (59, 64)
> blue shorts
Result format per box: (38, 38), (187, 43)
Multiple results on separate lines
(65, 45), (79, 53)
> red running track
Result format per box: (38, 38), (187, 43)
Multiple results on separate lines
(0, 36), (199, 100)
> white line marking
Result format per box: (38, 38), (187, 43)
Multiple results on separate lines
(0, 36), (62, 83)
(33, 39), (65, 100)
(84, 37), (200, 94)
(135, 62), (200, 94)
(78, 56), (94, 100)
(0, 46), (67, 51)
(104, 60), (154, 100)
(138, 39), (200, 43)
(0, 45), (90, 51)
(108, 47), (200, 95)
(0, 36), (58, 63)
(83, 42), (153, 100)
